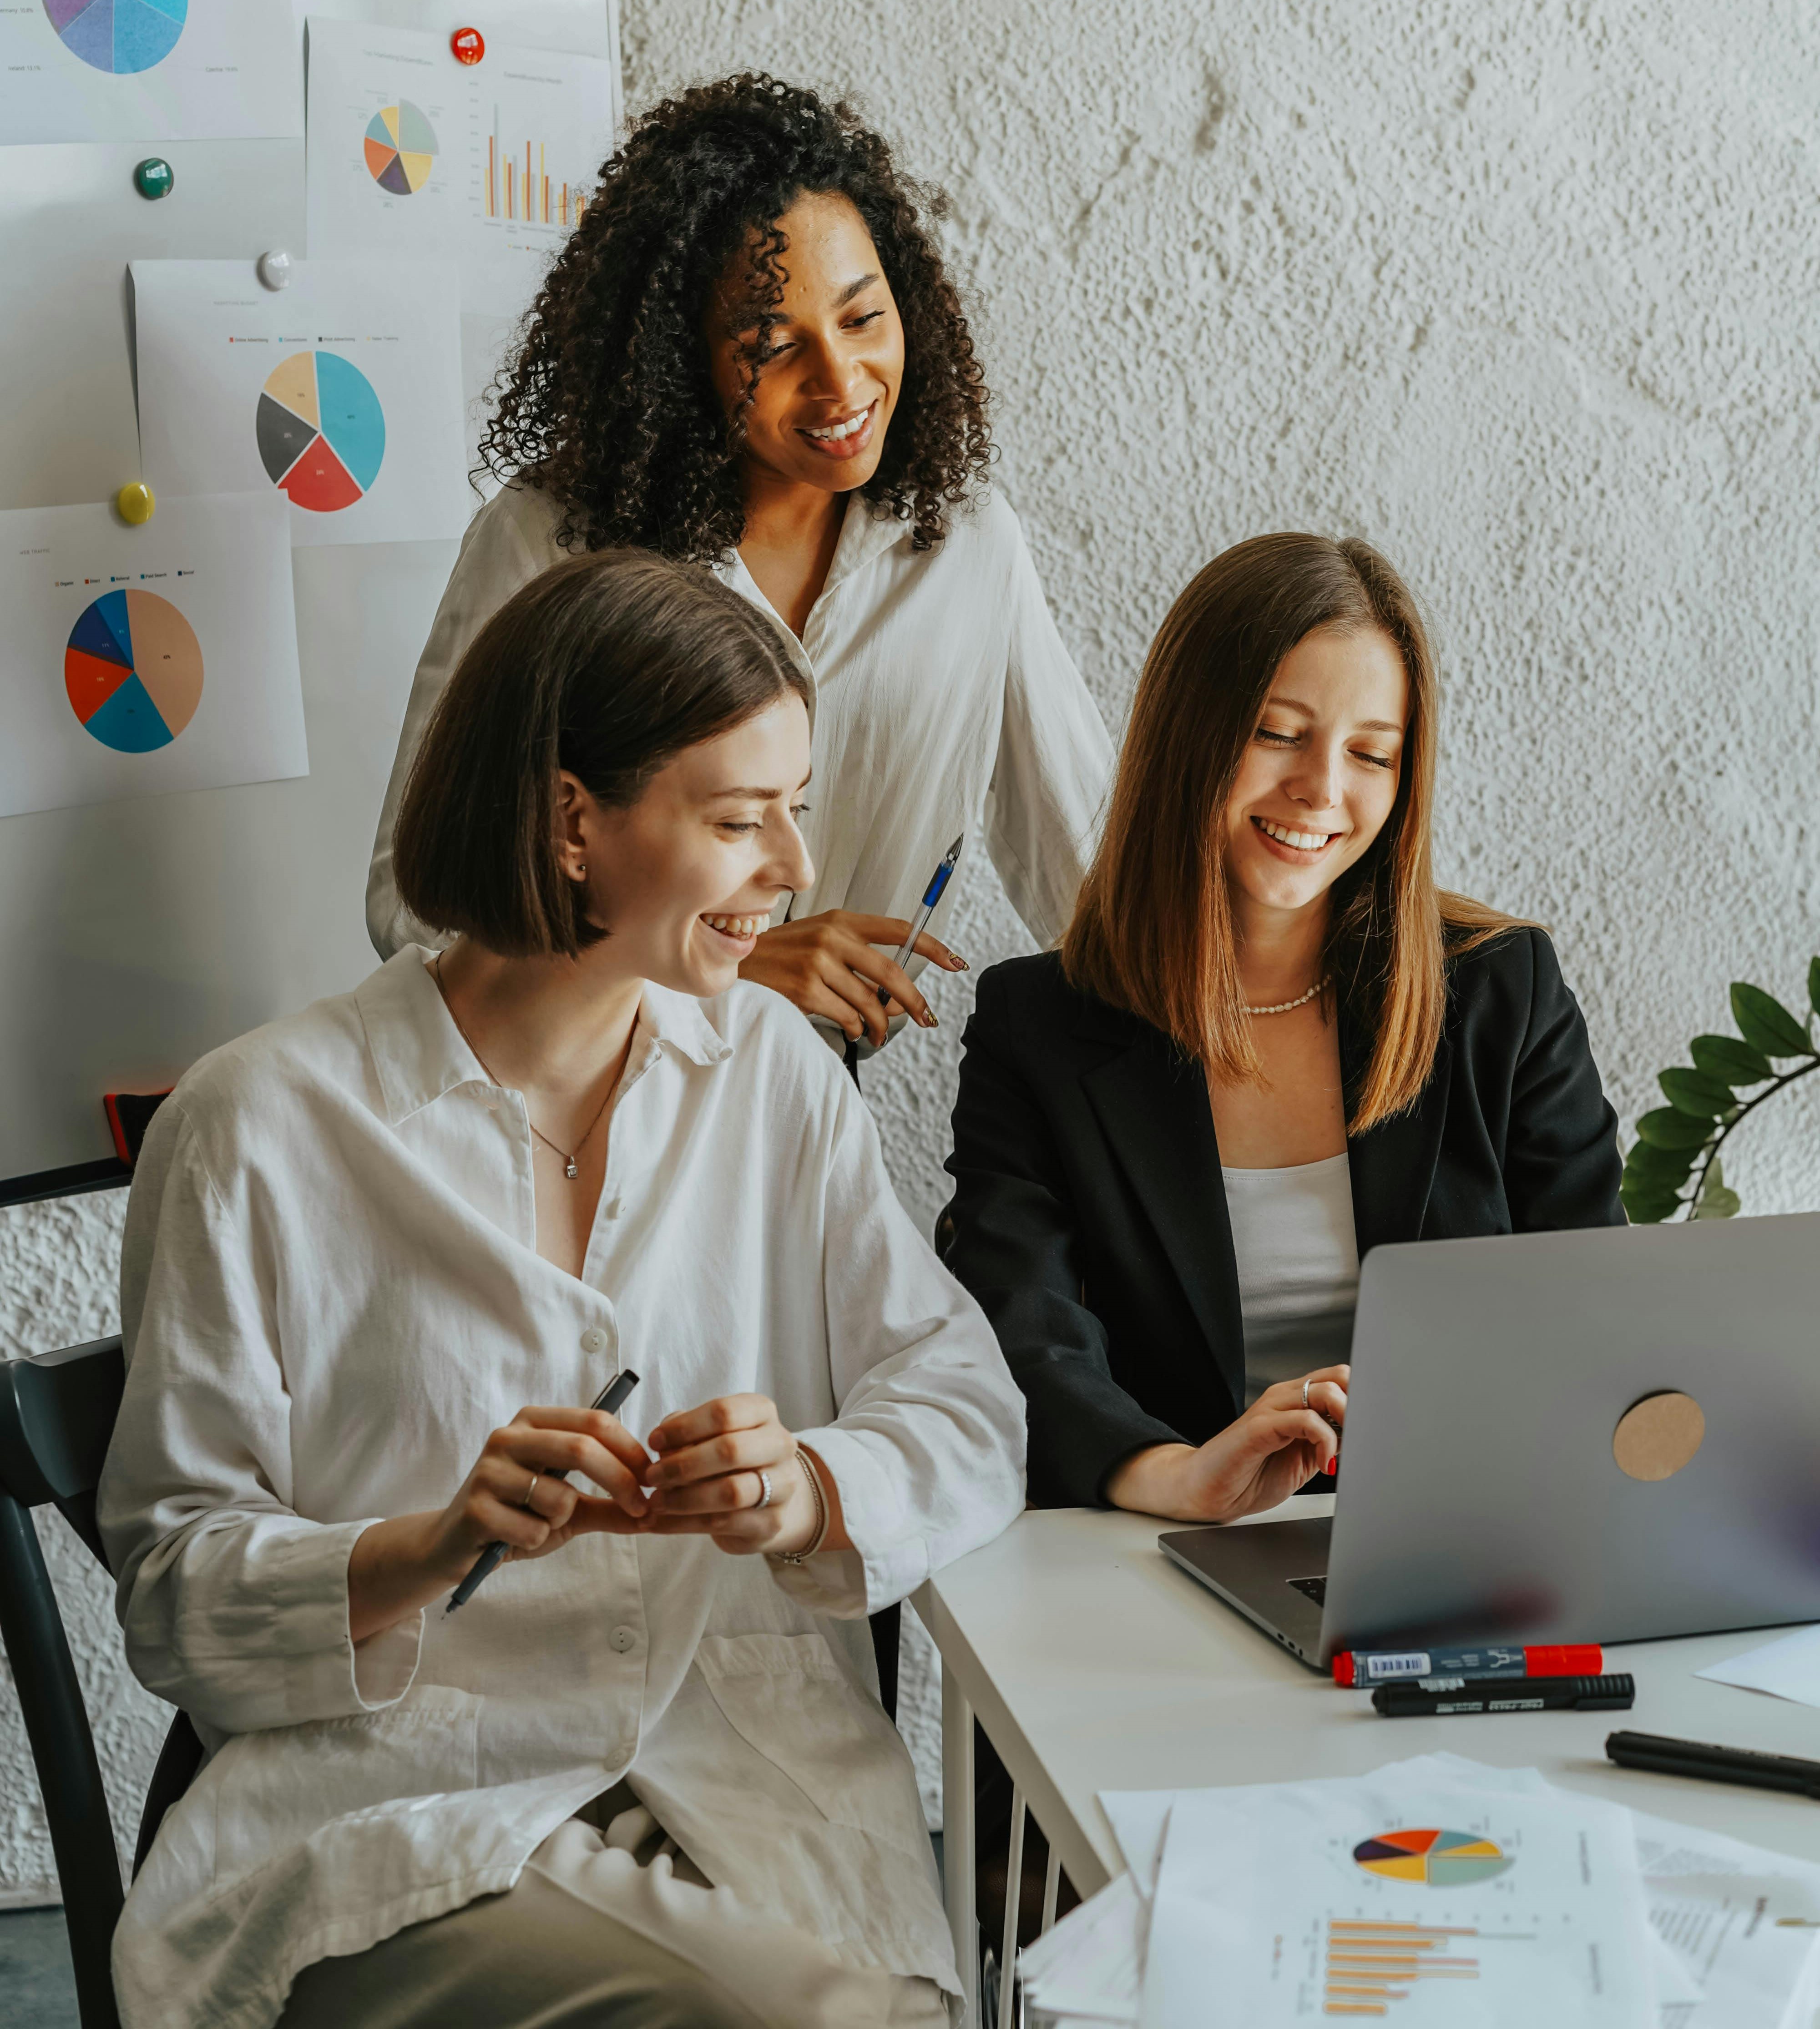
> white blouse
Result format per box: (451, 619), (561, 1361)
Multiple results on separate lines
(97, 949), (1026, 2029)
(1221, 1153), (1360, 1404)
(365, 485), (1114, 989)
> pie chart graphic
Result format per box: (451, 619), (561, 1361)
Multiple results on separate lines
(65, 591), (203, 754)
(45, 0), (186, 74)
(1353, 1828), (1513, 1888)
(364, 101), (438, 195)
(257, 351), (386, 513)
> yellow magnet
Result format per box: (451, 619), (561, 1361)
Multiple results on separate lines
(115, 482), (157, 525)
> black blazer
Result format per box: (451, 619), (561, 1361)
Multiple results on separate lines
(937, 929), (1624, 1508)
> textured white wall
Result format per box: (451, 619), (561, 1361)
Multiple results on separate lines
(5, 0), (1819, 1897)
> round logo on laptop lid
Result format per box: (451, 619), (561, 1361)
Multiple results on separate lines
(1613, 1390), (1705, 1481)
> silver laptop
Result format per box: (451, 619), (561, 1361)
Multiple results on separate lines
(1161, 1211), (1820, 1670)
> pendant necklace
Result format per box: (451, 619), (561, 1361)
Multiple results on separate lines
(1244, 977), (1328, 1017)
(433, 952), (616, 1181)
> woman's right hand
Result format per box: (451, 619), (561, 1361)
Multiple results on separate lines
(738, 911), (965, 1047)
(1103, 1365), (1348, 1525)
(347, 1404), (652, 1642)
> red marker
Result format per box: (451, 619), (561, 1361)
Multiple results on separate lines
(450, 26), (485, 65)
(1333, 1643), (1605, 1687)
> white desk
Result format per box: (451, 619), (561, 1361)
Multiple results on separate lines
(914, 1498), (1820, 2022)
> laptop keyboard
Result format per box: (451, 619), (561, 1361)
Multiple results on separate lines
(1288, 1575), (1326, 1605)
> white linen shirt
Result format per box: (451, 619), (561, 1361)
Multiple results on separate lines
(365, 485), (1113, 979)
(97, 949), (1026, 2029)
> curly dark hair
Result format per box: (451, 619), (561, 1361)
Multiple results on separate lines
(478, 73), (994, 560)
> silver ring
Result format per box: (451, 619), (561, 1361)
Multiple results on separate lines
(1301, 1378), (1311, 1409)
(755, 1469), (774, 1510)
(523, 1472), (541, 1509)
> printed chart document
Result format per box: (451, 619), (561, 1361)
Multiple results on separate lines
(304, 17), (621, 318)
(131, 258), (467, 548)
(0, 0), (299, 145)
(1141, 1770), (1656, 2028)
(0, 492), (305, 819)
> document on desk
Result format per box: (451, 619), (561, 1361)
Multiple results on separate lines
(1695, 1623), (1820, 1709)
(1140, 1769), (1656, 2027)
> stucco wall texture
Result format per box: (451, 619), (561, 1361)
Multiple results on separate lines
(5, 0), (1818, 1900)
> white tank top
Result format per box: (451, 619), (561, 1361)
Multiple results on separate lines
(1220, 1151), (1360, 1406)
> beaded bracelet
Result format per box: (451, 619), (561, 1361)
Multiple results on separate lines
(772, 1447), (830, 1565)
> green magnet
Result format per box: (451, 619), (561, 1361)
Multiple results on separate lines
(133, 157), (175, 201)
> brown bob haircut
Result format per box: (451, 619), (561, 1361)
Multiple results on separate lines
(1063, 533), (1512, 1133)
(394, 548), (809, 958)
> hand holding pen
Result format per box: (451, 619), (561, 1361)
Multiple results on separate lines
(736, 834), (967, 1049)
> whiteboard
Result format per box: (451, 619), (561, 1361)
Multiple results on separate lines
(0, 5), (618, 1189)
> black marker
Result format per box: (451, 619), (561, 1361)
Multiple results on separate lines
(1606, 1730), (1820, 1798)
(445, 1368), (640, 1615)
(1372, 1672), (1634, 1718)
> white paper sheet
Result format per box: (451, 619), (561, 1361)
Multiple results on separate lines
(1021, 1872), (1145, 2026)
(0, 492), (306, 819)
(0, 0), (299, 145)
(1696, 1625), (1820, 1709)
(131, 257), (468, 548)
(1142, 1770), (1657, 2029)
(303, 17), (621, 319)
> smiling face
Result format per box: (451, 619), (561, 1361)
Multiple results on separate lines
(705, 191), (905, 496)
(1224, 624), (1410, 924)
(560, 694), (814, 998)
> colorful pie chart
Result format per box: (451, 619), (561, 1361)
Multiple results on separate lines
(364, 101), (438, 196)
(45, 0), (186, 75)
(65, 590), (203, 753)
(1353, 1827), (1513, 1888)
(257, 351), (386, 513)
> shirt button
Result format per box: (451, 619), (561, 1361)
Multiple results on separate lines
(609, 1625), (639, 1654)
(580, 1326), (609, 1355)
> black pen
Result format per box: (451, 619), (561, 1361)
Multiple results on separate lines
(877, 833), (964, 1008)
(1606, 1729), (1820, 1798)
(1373, 1672), (1634, 1717)
(445, 1368), (640, 1615)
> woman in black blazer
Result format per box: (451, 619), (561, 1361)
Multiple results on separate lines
(940, 533), (1623, 1517)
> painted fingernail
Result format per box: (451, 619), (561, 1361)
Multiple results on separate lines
(919, 1009), (939, 1028)
(950, 953), (969, 970)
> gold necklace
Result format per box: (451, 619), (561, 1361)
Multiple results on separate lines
(432, 952), (617, 1181)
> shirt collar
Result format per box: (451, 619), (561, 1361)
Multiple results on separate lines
(356, 949), (732, 1128)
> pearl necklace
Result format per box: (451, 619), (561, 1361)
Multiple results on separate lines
(1244, 977), (1328, 1017)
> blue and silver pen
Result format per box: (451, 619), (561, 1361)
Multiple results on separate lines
(877, 833), (964, 1008)
(445, 1368), (640, 1614)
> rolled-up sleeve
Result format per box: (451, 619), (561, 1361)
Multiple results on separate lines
(985, 510), (1114, 950)
(366, 491), (550, 959)
(98, 1105), (422, 1732)
(773, 1072), (1026, 1618)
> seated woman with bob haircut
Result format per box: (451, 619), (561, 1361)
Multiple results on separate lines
(939, 533), (1623, 1520)
(99, 549), (1024, 2029)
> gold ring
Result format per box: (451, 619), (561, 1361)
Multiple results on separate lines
(524, 1472), (541, 1509)
(1301, 1378), (1311, 1410)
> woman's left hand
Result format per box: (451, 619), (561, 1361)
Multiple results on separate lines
(642, 1393), (843, 1558)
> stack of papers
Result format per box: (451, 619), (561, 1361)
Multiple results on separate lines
(1020, 1753), (1820, 2029)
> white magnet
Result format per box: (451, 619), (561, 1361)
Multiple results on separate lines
(256, 249), (293, 291)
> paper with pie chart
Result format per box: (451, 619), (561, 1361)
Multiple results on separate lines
(130, 257), (466, 548)
(304, 16), (622, 317)
(0, 493), (305, 821)
(0, 0), (298, 144)
(1141, 1772), (1655, 2027)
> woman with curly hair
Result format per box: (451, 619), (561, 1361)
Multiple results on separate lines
(368, 73), (1111, 1055)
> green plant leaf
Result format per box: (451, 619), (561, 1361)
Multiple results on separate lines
(1621, 1177), (1681, 1223)
(1690, 1034), (1772, 1085)
(1810, 956), (1820, 1020)
(1635, 1106), (1715, 1151)
(1692, 1157), (1741, 1220)
(1731, 982), (1813, 1059)
(1658, 1067), (1737, 1119)
(1625, 1139), (1696, 1188)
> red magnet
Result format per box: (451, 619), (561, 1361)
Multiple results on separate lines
(450, 25), (485, 64)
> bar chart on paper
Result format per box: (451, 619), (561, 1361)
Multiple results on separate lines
(303, 18), (621, 318)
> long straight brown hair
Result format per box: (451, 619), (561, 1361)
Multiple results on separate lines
(1063, 533), (1513, 1132)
